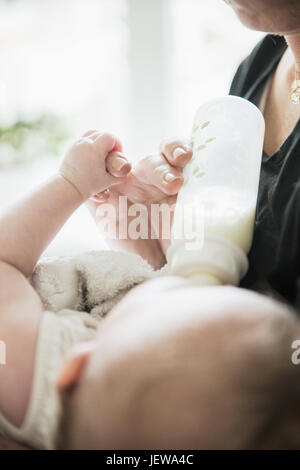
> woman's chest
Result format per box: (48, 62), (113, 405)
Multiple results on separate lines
(262, 59), (300, 157)
(263, 91), (300, 157)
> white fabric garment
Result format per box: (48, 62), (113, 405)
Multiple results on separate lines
(0, 310), (99, 450)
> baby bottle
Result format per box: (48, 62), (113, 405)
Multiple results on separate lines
(167, 96), (265, 286)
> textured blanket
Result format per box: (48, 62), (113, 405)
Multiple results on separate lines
(31, 251), (168, 318)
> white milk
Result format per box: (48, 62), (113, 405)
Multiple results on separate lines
(178, 186), (256, 253)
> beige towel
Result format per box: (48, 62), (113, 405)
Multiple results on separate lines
(31, 251), (168, 319)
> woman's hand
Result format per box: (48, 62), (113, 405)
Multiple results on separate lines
(87, 137), (193, 269)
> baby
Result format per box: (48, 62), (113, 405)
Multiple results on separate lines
(0, 129), (191, 449)
(0, 130), (299, 450)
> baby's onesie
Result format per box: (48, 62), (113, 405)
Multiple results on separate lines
(0, 309), (98, 449)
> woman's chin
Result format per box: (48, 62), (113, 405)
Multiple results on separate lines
(235, 10), (300, 35)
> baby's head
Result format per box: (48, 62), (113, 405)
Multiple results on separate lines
(56, 278), (300, 449)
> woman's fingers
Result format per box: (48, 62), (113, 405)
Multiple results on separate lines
(89, 150), (132, 203)
(135, 154), (184, 196)
(106, 151), (132, 178)
(159, 137), (193, 168)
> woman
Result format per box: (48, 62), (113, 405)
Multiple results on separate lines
(90, 0), (300, 308)
(228, 0), (300, 306)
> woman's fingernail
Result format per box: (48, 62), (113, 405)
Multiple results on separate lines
(173, 147), (187, 160)
(112, 157), (128, 171)
(163, 172), (182, 183)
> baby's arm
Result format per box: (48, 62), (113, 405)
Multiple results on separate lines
(0, 131), (131, 278)
(0, 130), (131, 428)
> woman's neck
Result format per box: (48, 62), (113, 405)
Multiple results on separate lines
(285, 33), (300, 79)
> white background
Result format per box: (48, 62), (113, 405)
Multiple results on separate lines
(0, 0), (263, 256)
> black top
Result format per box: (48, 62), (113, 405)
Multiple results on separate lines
(230, 35), (300, 310)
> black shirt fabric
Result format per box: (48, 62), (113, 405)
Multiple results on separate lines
(229, 35), (300, 310)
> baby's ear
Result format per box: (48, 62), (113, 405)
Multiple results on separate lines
(56, 341), (97, 391)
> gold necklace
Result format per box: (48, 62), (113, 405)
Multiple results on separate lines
(289, 67), (300, 104)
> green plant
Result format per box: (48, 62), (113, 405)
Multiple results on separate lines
(0, 114), (70, 167)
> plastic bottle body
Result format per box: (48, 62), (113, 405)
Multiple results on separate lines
(167, 96), (265, 286)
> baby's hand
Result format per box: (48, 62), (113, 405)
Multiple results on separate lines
(59, 130), (132, 200)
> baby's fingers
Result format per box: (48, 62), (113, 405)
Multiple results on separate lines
(106, 151), (132, 178)
(94, 132), (123, 154)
